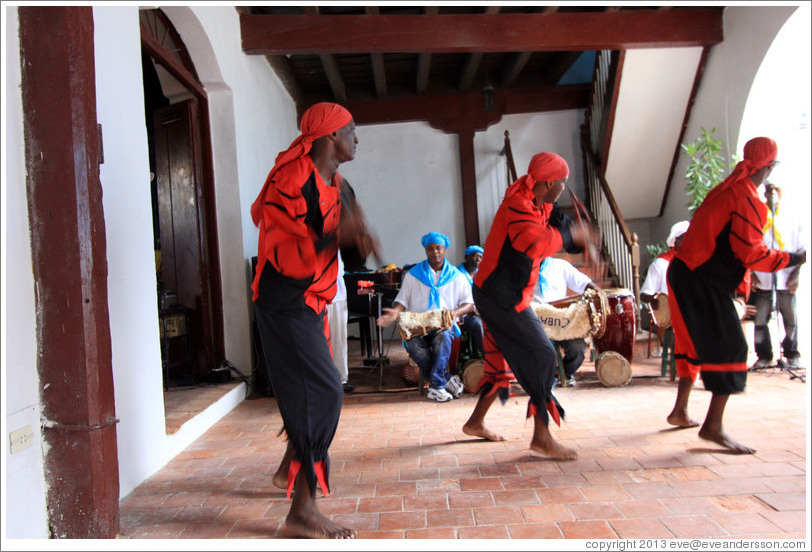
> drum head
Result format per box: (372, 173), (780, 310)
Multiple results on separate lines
(462, 359), (485, 393)
(595, 351), (632, 387)
(651, 293), (671, 328)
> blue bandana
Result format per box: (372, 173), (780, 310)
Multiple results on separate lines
(537, 257), (550, 302)
(409, 259), (462, 338)
(464, 245), (484, 256)
(421, 232), (450, 249)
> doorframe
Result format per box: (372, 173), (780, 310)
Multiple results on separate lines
(140, 10), (225, 366)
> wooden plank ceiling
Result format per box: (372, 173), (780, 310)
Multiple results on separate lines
(238, 5), (723, 129)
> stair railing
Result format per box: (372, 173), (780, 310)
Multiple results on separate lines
(581, 50), (641, 303)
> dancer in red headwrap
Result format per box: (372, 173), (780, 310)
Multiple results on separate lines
(252, 102), (374, 538)
(462, 152), (599, 459)
(665, 137), (805, 454)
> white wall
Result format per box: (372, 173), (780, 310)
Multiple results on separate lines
(476, 110), (585, 249)
(2, 8), (51, 539)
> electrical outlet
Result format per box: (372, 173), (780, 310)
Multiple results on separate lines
(9, 425), (34, 454)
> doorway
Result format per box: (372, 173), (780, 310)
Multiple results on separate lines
(140, 9), (224, 390)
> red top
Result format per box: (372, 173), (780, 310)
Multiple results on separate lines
(474, 186), (563, 312)
(251, 156), (341, 314)
(676, 175), (789, 293)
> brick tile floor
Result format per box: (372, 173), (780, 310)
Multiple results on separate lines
(120, 338), (808, 540)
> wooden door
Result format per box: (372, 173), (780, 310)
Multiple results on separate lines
(153, 99), (217, 382)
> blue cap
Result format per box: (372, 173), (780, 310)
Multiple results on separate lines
(464, 245), (484, 256)
(421, 232), (450, 249)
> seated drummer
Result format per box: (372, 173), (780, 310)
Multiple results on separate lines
(533, 256), (599, 387)
(377, 232), (475, 402)
(457, 245), (485, 358)
(640, 221), (689, 346)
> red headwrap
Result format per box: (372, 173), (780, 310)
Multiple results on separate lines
(505, 152), (570, 198)
(251, 102), (353, 226)
(712, 137), (778, 195)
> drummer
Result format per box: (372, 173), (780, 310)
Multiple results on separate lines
(532, 256), (599, 387)
(640, 221), (689, 347)
(462, 152), (600, 459)
(376, 232), (475, 402)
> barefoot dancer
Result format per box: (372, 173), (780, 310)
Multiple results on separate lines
(666, 137), (805, 454)
(463, 152), (599, 460)
(251, 103), (371, 539)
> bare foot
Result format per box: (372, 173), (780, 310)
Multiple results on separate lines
(272, 470), (287, 490)
(698, 427), (755, 454)
(529, 440), (578, 461)
(667, 412), (700, 428)
(280, 511), (356, 539)
(463, 423), (506, 441)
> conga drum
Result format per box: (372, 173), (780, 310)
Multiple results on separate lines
(649, 293), (671, 329)
(595, 351), (632, 387)
(461, 359), (485, 393)
(592, 288), (636, 362)
(401, 357), (420, 385)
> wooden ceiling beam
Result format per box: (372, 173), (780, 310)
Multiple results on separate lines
(342, 83), (590, 131)
(416, 6), (439, 95)
(459, 6), (500, 91)
(366, 7), (387, 97)
(301, 6), (347, 101)
(241, 10), (723, 55)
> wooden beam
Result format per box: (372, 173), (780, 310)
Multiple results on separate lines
(366, 7), (387, 97)
(416, 6), (439, 95)
(301, 6), (347, 101)
(344, 83), (590, 131)
(458, 127), (481, 246)
(240, 10), (723, 55)
(265, 54), (303, 105)
(459, 6), (500, 91)
(501, 52), (532, 87)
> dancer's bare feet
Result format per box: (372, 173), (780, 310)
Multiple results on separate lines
(667, 411), (700, 428)
(463, 422), (506, 441)
(272, 470), (287, 490)
(280, 509), (356, 539)
(698, 427), (755, 454)
(529, 439), (578, 460)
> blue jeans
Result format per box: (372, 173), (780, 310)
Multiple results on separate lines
(403, 329), (453, 390)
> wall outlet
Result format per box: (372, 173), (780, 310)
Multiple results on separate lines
(9, 425), (34, 454)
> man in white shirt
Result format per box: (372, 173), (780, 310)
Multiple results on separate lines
(751, 184), (805, 369)
(533, 256), (597, 386)
(377, 232), (474, 402)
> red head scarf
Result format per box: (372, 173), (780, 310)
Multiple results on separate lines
(251, 102), (353, 226)
(505, 152), (570, 198)
(711, 137), (778, 196)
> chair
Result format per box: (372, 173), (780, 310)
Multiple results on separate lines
(551, 341), (569, 387)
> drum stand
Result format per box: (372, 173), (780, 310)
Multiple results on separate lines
(357, 284), (390, 390)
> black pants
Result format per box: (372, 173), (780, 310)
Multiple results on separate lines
(752, 289), (799, 361)
(254, 304), (342, 496)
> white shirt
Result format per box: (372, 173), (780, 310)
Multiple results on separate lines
(394, 264), (473, 315)
(533, 257), (592, 303)
(640, 256), (670, 296)
(753, 206), (805, 291)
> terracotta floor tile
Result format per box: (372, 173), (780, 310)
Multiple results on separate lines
(508, 522), (564, 539)
(459, 477), (504, 492)
(758, 510), (809, 533)
(378, 510), (426, 531)
(521, 503), (574, 523)
(457, 524), (510, 539)
(447, 490), (495, 509)
(754, 492), (807, 511)
(357, 495), (402, 513)
(559, 519), (618, 539)
(568, 501), (624, 521)
(615, 498), (672, 519)
(580, 484), (632, 502)
(708, 511), (783, 535)
(406, 527), (457, 539)
(473, 505), (525, 525)
(611, 517), (675, 539)
(536, 486), (587, 503)
(426, 508), (475, 528)
(404, 493), (448, 511)
(660, 514), (727, 538)
(356, 530), (404, 538)
(328, 512), (379, 532)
